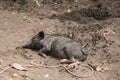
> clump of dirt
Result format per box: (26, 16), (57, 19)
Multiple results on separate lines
(54, 8), (109, 24)
(80, 24), (103, 33)
(9, 0), (27, 5)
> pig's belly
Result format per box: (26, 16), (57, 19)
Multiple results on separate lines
(50, 49), (67, 59)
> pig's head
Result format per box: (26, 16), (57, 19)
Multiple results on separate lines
(22, 31), (45, 50)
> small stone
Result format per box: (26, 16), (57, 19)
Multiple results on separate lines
(44, 74), (49, 78)
(66, 9), (72, 13)
(12, 73), (19, 78)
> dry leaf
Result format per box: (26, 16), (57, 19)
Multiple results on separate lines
(88, 63), (111, 72)
(95, 66), (110, 72)
(11, 63), (26, 71)
(101, 66), (110, 72)
(95, 66), (102, 71)
(23, 16), (28, 21)
(103, 67), (109, 71)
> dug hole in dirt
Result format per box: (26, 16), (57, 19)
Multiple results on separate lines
(0, 0), (120, 80)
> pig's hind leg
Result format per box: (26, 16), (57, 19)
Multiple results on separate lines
(59, 47), (76, 63)
(60, 58), (81, 69)
(60, 59), (81, 69)
(60, 47), (81, 69)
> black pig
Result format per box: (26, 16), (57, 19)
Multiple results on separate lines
(20, 31), (87, 64)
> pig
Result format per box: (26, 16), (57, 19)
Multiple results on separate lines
(18, 31), (87, 67)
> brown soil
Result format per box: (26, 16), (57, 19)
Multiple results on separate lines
(0, 0), (120, 80)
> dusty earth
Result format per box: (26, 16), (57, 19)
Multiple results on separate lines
(0, 0), (120, 80)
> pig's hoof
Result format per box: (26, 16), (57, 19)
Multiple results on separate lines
(67, 63), (78, 69)
(39, 53), (47, 58)
(59, 59), (69, 63)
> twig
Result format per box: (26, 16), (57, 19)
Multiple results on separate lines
(82, 43), (88, 48)
(0, 66), (12, 74)
(33, 0), (40, 7)
(28, 60), (95, 78)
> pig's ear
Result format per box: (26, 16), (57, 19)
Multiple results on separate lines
(38, 31), (45, 39)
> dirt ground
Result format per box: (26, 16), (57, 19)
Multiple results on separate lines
(0, 0), (120, 80)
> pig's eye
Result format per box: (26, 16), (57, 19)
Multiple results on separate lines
(31, 38), (36, 42)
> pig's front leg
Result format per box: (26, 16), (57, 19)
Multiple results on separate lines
(38, 47), (49, 58)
